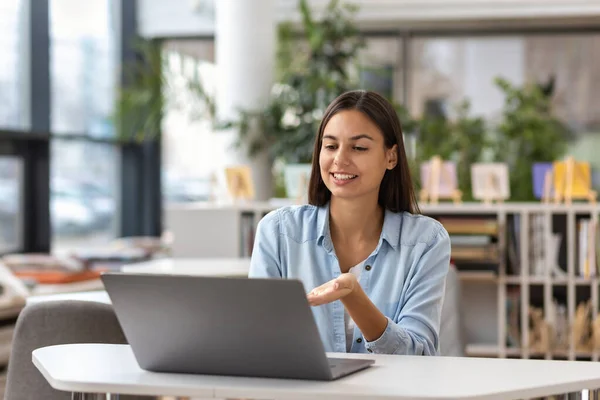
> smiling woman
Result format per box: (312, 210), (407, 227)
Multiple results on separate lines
(310, 91), (417, 214)
(249, 90), (451, 356)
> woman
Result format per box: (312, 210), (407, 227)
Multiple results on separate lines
(249, 90), (451, 356)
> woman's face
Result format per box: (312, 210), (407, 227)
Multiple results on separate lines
(319, 109), (397, 202)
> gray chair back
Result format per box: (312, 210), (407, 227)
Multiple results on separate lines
(5, 300), (154, 400)
(439, 266), (465, 357)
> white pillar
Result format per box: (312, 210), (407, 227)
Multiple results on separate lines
(214, 0), (276, 201)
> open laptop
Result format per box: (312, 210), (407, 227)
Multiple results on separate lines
(101, 272), (375, 381)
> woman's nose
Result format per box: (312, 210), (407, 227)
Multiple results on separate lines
(334, 149), (350, 166)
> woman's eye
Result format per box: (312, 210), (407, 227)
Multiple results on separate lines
(354, 147), (367, 151)
(324, 144), (336, 150)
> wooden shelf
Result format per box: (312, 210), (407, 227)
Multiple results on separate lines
(458, 271), (497, 282)
(527, 277), (547, 285)
(465, 344), (521, 357)
(465, 343), (501, 357)
(503, 276), (579, 285)
(504, 276), (521, 284)
(168, 201), (600, 216)
(574, 277), (599, 285)
(506, 347), (522, 357)
(421, 202), (600, 214)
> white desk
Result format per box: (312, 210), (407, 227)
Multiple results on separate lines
(120, 257), (250, 277)
(26, 258), (251, 305)
(33, 343), (600, 400)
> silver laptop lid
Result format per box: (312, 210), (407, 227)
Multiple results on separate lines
(101, 272), (336, 380)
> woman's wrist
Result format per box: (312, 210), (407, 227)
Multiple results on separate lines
(341, 285), (387, 341)
(341, 282), (367, 305)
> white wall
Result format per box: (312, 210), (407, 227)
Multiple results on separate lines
(138, 0), (600, 38)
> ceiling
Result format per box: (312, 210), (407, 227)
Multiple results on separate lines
(138, 0), (600, 39)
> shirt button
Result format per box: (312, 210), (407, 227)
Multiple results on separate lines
(367, 348), (373, 353)
(356, 338), (362, 343)
(365, 265), (372, 271)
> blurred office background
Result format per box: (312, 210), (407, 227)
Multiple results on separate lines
(3, 0), (600, 256)
(2, 3), (600, 390)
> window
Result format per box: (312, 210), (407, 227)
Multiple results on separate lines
(409, 34), (600, 132)
(50, 0), (118, 137)
(49, 0), (121, 252)
(50, 140), (118, 253)
(410, 37), (525, 121)
(356, 37), (404, 105)
(162, 40), (215, 204)
(0, 1), (28, 129)
(0, 156), (24, 253)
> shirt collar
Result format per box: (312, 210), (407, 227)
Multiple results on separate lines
(317, 203), (401, 252)
(381, 208), (401, 250)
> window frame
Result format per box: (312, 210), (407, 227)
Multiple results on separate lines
(0, 0), (162, 255)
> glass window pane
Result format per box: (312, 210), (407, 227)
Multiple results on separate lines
(0, 156), (24, 253)
(51, 141), (118, 253)
(50, 0), (118, 137)
(410, 34), (600, 131)
(162, 40), (215, 204)
(0, 1), (28, 130)
(410, 37), (526, 121)
(357, 37), (404, 105)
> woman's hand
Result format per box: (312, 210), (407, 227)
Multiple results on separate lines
(306, 273), (358, 306)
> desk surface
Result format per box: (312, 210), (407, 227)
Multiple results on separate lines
(120, 257), (250, 277)
(33, 343), (600, 400)
(26, 258), (251, 305)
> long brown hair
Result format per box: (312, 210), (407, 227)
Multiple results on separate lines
(307, 90), (420, 214)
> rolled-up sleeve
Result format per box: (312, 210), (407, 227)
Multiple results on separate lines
(365, 226), (451, 355)
(248, 210), (282, 279)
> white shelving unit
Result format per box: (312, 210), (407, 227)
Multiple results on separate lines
(165, 200), (600, 360)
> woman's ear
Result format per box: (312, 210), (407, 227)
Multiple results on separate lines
(387, 145), (398, 170)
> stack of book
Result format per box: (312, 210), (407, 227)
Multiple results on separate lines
(1, 254), (101, 285)
(437, 217), (500, 272)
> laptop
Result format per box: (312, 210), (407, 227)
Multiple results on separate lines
(101, 272), (375, 381)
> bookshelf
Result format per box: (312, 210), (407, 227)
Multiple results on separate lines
(165, 201), (600, 360)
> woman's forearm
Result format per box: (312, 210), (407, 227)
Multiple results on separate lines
(341, 285), (388, 342)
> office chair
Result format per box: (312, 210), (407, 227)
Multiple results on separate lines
(5, 300), (156, 400)
(439, 265), (465, 357)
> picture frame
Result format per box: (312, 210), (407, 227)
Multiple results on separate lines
(419, 156), (461, 204)
(552, 157), (596, 204)
(224, 165), (255, 201)
(471, 162), (510, 203)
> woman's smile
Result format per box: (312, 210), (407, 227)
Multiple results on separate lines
(331, 172), (359, 186)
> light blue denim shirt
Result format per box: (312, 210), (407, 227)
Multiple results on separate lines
(249, 202), (451, 356)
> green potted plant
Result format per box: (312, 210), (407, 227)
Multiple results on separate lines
(492, 77), (572, 201)
(114, 39), (214, 144)
(114, 39), (165, 144)
(409, 100), (487, 201)
(226, 0), (365, 198)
